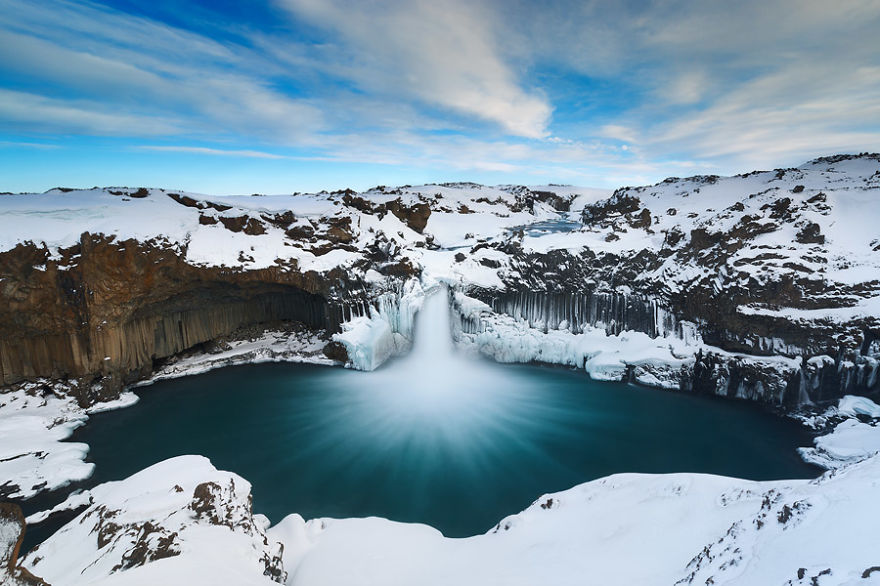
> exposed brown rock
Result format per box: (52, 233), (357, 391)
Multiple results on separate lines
(219, 215), (266, 235)
(0, 503), (50, 585)
(796, 222), (825, 244)
(167, 192), (232, 212)
(386, 199), (431, 233)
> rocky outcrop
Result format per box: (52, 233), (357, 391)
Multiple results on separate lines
(0, 503), (49, 585)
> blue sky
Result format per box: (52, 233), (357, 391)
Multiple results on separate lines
(1, 0), (878, 194)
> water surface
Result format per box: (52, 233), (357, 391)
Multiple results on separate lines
(71, 359), (819, 537)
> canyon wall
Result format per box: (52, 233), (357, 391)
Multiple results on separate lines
(0, 234), (348, 405)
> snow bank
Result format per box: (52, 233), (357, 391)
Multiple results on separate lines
(838, 394), (880, 418)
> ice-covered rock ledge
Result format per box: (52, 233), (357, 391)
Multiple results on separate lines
(797, 395), (880, 470)
(0, 386), (137, 501)
(12, 396), (880, 586)
(140, 324), (337, 385)
(332, 278), (428, 371)
(451, 291), (804, 402)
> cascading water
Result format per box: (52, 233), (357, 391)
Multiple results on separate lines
(363, 286), (507, 414)
(407, 287), (455, 362)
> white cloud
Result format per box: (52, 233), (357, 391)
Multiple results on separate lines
(275, 0), (551, 138)
(0, 89), (182, 135)
(0, 0), (323, 141)
(1, 0), (877, 187)
(493, 0), (880, 173)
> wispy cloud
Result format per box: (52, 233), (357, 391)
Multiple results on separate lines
(0, 0), (322, 141)
(275, 0), (552, 138)
(0, 89), (183, 135)
(137, 146), (290, 159)
(0, 0), (877, 189)
(0, 140), (60, 149)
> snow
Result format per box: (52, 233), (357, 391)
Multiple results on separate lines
(799, 396), (880, 469)
(799, 418), (880, 469)
(0, 388), (93, 499)
(737, 295), (880, 323)
(25, 489), (93, 525)
(85, 392), (140, 414)
(838, 394), (880, 418)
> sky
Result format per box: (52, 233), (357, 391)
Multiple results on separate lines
(0, 0), (878, 194)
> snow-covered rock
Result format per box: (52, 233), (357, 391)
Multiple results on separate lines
(21, 456), (285, 586)
(799, 395), (880, 469)
(0, 387), (94, 500)
(838, 395), (880, 418)
(0, 503), (47, 585)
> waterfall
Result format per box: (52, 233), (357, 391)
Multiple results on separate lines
(364, 285), (502, 397)
(408, 287), (454, 362)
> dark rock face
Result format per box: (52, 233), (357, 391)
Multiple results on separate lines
(0, 234), (350, 405)
(386, 199), (431, 233)
(0, 503), (49, 585)
(322, 341), (349, 363)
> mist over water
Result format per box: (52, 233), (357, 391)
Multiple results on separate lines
(66, 289), (821, 538)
